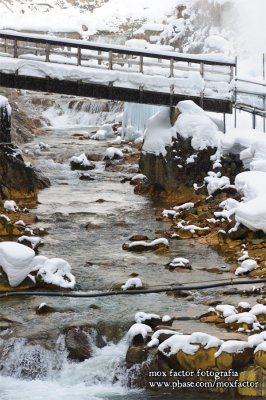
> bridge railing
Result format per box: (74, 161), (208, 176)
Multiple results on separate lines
(234, 77), (266, 131)
(0, 30), (235, 99)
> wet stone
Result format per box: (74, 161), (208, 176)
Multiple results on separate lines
(65, 327), (93, 362)
(126, 345), (148, 366)
(79, 173), (95, 181)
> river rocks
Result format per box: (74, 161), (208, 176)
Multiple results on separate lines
(127, 323), (153, 346)
(129, 234), (149, 241)
(215, 341), (254, 370)
(70, 153), (95, 171)
(254, 344), (266, 369)
(0, 144), (50, 204)
(126, 345), (148, 367)
(0, 215), (21, 236)
(121, 277), (143, 290)
(122, 238), (169, 252)
(166, 257), (192, 270)
(130, 173), (147, 186)
(65, 327), (93, 361)
(135, 311), (173, 330)
(228, 223), (251, 240)
(103, 147), (123, 160)
(36, 303), (57, 315)
(17, 235), (42, 251)
(35, 257), (76, 289)
(79, 173), (95, 181)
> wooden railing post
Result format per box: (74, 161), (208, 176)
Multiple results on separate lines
(98, 50), (102, 65)
(109, 51), (113, 70)
(13, 39), (18, 58)
(230, 65), (234, 82)
(77, 46), (81, 66)
(252, 109), (256, 129)
(139, 55), (144, 73)
(170, 84), (174, 107)
(45, 43), (50, 62)
(139, 83), (144, 102)
(170, 58), (174, 78)
(200, 62), (204, 78)
(200, 90), (204, 108)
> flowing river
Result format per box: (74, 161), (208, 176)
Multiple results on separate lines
(0, 95), (257, 400)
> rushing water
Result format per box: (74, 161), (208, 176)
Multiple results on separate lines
(0, 99), (258, 399)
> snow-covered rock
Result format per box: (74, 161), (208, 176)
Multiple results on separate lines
(103, 147), (123, 160)
(4, 200), (19, 212)
(235, 259), (259, 276)
(36, 258), (76, 289)
(126, 323), (153, 345)
(204, 171), (232, 195)
(70, 153), (94, 170)
(17, 235), (42, 250)
(91, 124), (114, 140)
(121, 277), (143, 290)
(123, 237), (169, 251)
(167, 257), (191, 270)
(0, 241), (75, 289)
(0, 242), (35, 287)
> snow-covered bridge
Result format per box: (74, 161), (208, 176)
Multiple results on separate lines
(0, 30), (236, 113)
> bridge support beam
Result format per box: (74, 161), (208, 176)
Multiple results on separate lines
(0, 72), (233, 114)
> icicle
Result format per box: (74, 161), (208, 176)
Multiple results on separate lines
(122, 102), (161, 140)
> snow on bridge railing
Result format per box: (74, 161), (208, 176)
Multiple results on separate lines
(233, 76), (266, 131)
(0, 30), (236, 112)
(0, 30), (235, 88)
(0, 30), (236, 66)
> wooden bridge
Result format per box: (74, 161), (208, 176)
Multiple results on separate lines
(0, 30), (236, 113)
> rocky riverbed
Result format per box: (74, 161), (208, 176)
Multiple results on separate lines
(0, 93), (266, 399)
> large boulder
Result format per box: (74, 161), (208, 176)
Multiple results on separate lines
(65, 327), (93, 362)
(140, 134), (215, 196)
(0, 144), (50, 203)
(139, 102), (244, 201)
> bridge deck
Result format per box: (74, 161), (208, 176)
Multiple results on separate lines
(0, 30), (236, 113)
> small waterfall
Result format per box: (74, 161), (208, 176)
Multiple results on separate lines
(0, 334), (133, 400)
(40, 97), (123, 130)
(0, 338), (65, 380)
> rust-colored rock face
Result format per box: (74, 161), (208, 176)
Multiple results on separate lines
(0, 144), (50, 205)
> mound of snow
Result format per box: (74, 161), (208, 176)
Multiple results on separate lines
(70, 153), (94, 169)
(91, 124), (114, 140)
(234, 171), (266, 233)
(4, 200), (19, 212)
(103, 147), (123, 160)
(0, 242), (35, 286)
(126, 323), (152, 344)
(175, 101), (223, 151)
(215, 340), (251, 358)
(0, 242), (76, 288)
(235, 259), (259, 276)
(36, 258), (76, 289)
(204, 171), (231, 195)
(121, 277), (142, 290)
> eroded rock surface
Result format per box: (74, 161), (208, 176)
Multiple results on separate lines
(0, 144), (50, 204)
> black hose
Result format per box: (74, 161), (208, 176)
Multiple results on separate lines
(0, 278), (265, 299)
